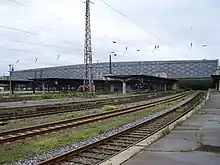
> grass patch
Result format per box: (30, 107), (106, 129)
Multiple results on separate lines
(180, 148), (193, 152)
(0, 95), (191, 164)
(207, 120), (220, 124)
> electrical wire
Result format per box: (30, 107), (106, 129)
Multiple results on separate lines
(1, 4), (139, 52)
(0, 24), (100, 51)
(0, 46), (40, 54)
(0, 25), (37, 35)
(0, 25), (93, 51)
(0, 24), (85, 47)
(2, 0), (158, 65)
(7, 0), (27, 7)
(0, 38), (82, 50)
(99, 0), (163, 42)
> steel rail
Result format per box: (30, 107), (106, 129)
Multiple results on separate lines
(36, 92), (204, 165)
(0, 93), (188, 144)
(0, 91), (179, 122)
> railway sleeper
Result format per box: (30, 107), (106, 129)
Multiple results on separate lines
(128, 132), (150, 136)
(107, 142), (131, 147)
(79, 151), (109, 159)
(109, 139), (134, 144)
(116, 136), (140, 141)
(76, 153), (106, 160)
(89, 148), (115, 155)
(70, 156), (99, 164)
(121, 134), (145, 138)
(132, 130), (152, 134)
(98, 145), (124, 151)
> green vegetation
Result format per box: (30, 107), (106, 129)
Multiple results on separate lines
(0, 95), (190, 164)
(103, 105), (118, 111)
(0, 95), (189, 131)
(207, 120), (220, 124)
(0, 92), (97, 102)
(180, 148), (193, 152)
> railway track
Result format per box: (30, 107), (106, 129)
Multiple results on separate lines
(0, 92), (189, 144)
(0, 91), (179, 122)
(36, 91), (205, 165)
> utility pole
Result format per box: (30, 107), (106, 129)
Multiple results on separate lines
(83, 0), (94, 93)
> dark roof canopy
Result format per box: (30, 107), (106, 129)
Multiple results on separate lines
(211, 75), (220, 82)
(0, 79), (30, 85)
(104, 74), (178, 83)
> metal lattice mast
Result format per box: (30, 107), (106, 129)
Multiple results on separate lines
(83, 0), (94, 92)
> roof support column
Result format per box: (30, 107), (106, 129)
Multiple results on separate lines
(11, 83), (14, 94)
(32, 82), (36, 94)
(122, 80), (126, 94)
(218, 80), (220, 91)
(172, 83), (177, 90)
(47, 84), (50, 92)
(42, 82), (45, 94)
(164, 82), (167, 91)
(110, 84), (115, 92)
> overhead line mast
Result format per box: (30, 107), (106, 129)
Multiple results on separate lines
(83, 0), (94, 93)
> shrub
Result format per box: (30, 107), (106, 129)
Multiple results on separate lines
(103, 105), (118, 111)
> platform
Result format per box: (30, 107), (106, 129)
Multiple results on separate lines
(123, 92), (220, 165)
(0, 92), (152, 109)
(0, 94), (119, 109)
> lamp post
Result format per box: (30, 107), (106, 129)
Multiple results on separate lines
(109, 52), (117, 74)
(8, 64), (14, 94)
(8, 60), (19, 94)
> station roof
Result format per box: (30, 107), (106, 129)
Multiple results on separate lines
(28, 75), (178, 84)
(104, 74), (178, 83)
(211, 75), (220, 81)
(28, 77), (118, 83)
(0, 79), (30, 85)
(11, 59), (219, 81)
(211, 69), (220, 81)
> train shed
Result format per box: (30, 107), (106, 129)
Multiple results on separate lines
(104, 74), (178, 94)
(211, 69), (220, 91)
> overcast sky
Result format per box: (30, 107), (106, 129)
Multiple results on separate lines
(0, 0), (219, 75)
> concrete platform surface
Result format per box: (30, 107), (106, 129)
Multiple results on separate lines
(123, 92), (220, 165)
(0, 98), (88, 108)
